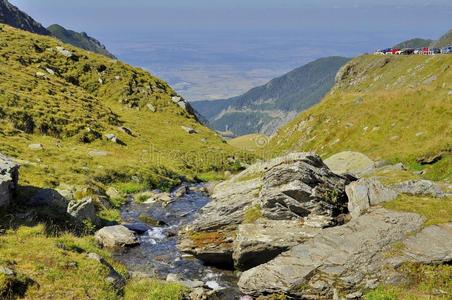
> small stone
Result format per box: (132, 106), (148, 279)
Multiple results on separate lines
(46, 68), (55, 75)
(28, 143), (43, 150)
(166, 273), (181, 282)
(146, 103), (156, 112)
(95, 225), (139, 248)
(36, 71), (47, 78)
(415, 132), (424, 137)
(181, 126), (197, 134)
(56, 46), (73, 58)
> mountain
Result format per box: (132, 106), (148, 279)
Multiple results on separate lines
(269, 54), (451, 181)
(192, 56), (350, 136)
(0, 0), (115, 58)
(0, 0), (49, 35)
(393, 38), (433, 49)
(431, 29), (452, 48)
(0, 24), (244, 190)
(47, 24), (116, 59)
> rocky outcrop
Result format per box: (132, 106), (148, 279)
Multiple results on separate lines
(179, 153), (355, 267)
(346, 178), (398, 218)
(238, 208), (425, 298)
(392, 180), (446, 198)
(233, 220), (321, 270)
(0, 153), (19, 208)
(0, 0), (49, 35)
(95, 225), (139, 248)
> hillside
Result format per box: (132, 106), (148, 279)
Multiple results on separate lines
(0, 24), (245, 191)
(431, 29), (452, 48)
(269, 54), (452, 181)
(393, 38), (433, 49)
(48, 24), (116, 58)
(0, 0), (49, 35)
(192, 56), (350, 136)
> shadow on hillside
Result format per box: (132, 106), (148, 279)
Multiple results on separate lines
(0, 185), (99, 236)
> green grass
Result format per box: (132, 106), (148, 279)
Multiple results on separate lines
(269, 54), (452, 182)
(243, 205), (263, 223)
(383, 194), (452, 226)
(228, 134), (269, 151)
(365, 263), (452, 300)
(124, 279), (187, 300)
(0, 224), (127, 299)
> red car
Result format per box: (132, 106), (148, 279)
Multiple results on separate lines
(421, 47), (429, 55)
(389, 48), (400, 54)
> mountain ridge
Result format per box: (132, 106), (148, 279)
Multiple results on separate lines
(192, 56), (350, 136)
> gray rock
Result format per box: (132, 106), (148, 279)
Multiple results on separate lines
(0, 154), (19, 208)
(146, 103), (156, 112)
(400, 223), (452, 264)
(67, 197), (99, 225)
(392, 180), (445, 198)
(238, 208), (424, 298)
(87, 253), (125, 289)
(182, 126), (197, 134)
(258, 153), (354, 227)
(179, 152), (354, 267)
(122, 222), (150, 234)
(28, 188), (69, 210)
(346, 178), (398, 218)
(117, 126), (133, 136)
(173, 185), (188, 198)
(233, 220), (321, 270)
(95, 225), (139, 248)
(324, 151), (376, 175)
(56, 46), (73, 58)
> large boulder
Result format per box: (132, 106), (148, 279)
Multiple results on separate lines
(324, 151), (375, 176)
(233, 220), (321, 270)
(346, 178), (398, 218)
(27, 188), (69, 210)
(95, 225), (139, 248)
(258, 153), (354, 227)
(0, 154), (19, 208)
(238, 208), (424, 298)
(179, 153), (355, 267)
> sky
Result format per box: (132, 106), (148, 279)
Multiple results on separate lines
(10, 0), (452, 100)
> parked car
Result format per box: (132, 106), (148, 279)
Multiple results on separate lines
(387, 48), (400, 55)
(396, 48), (414, 55)
(430, 48), (441, 55)
(421, 47), (430, 55)
(441, 47), (452, 54)
(414, 48), (422, 54)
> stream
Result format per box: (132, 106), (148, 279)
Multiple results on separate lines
(113, 185), (241, 297)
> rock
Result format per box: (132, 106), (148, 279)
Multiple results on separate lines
(35, 71), (46, 78)
(56, 46), (73, 58)
(423, 75), (437, 85)
(95, 225), (139, 248)
(28, 143), (43, 150)
(346, 178), (398, 218)
(0, 154), (19, 208)
(238, 208), (424, 298)
(392, 180), (445, 198)
(146, 103), (156, 112)
(166, 273), (182, 282)
(417, 151), (446, 165)
(182, 126), (197, 134)
(179, 152), (355, 267)
(258, 153), (354, 226)
(122, 222), (150, 234)
(205, 280), (223, 291)
(173, 185), (188, 198)
(46, 68), (55, 75)
(233, 220), (321, 270)
(324, 151), (375, 175)
(67, 197), (99, 225)
(117, 126), (133, 136)
(180, 279), (204, 289)
(28, 188), (69, 210)
(87, 253), (125, 289)
(399, 223), (452, 265)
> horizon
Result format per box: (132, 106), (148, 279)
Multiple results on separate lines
(10, 0), (452, 101)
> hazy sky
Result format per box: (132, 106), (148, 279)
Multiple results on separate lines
(9, 0), (452, 100)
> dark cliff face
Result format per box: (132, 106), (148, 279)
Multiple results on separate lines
(0, 0), (49, 35)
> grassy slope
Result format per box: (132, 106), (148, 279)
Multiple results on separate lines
(0, 24), (246, 191)
(269, 54), (452, 181)
(0, 25), (248, 299)
(228, 134), (269, 152)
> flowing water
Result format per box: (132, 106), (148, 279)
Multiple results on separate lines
(113, 185), (240, 296)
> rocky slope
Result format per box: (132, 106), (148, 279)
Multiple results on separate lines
(179, 151), (451, 299)
(269, 54), (452, 182)
(47, 24), (116, 59)
(192, 56), (350, 136)
(0, 0), (49, 35)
